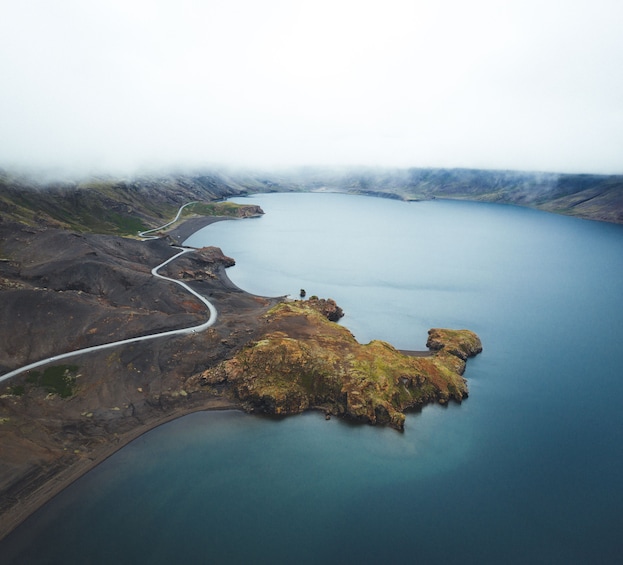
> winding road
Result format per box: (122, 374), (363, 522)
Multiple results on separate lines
(137, 201), (198, 239)
(0, 204), (217, 384)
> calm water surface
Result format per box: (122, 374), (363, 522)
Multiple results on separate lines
(3, 193), (623, 564)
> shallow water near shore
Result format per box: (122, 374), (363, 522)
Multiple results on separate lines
(3, 193), (623, 563)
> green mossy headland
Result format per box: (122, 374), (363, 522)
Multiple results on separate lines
(193, 301), (482, 430)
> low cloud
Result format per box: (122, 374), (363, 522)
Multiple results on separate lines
(1, 0), (622, 176)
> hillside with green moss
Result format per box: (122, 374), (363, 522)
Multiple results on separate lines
(2, 166), (622, 234)
(193, 301), (482, 430)
(0, 170), (272, 235)
(261, 166), (623, 224)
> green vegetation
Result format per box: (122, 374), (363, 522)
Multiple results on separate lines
(25, 364), (79, 398)
(0, 170), (267, 236)
(201, 301), (482, 430)
(107, 212), (147, 234)
(2, 168), (622, 238)
(0, 174), (184, 235)
(10, 385), (25, 396)
(183, 201), (260, 218)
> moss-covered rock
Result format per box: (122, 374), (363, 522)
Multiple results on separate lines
(197, 301), (482, 430)
(426, 328), (483, 363)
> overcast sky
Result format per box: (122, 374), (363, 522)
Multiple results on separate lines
(1, 0), (622, 175)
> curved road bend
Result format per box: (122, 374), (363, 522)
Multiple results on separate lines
(0, 204), (217, 384)
(138, 201), (198, 239)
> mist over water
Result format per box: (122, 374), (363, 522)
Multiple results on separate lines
(3, 194), (623, 564)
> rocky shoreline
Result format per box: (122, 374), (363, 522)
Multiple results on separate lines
(0, 213), (481, 541)
(199, 301), (482, 431)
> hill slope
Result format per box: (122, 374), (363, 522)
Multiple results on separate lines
(2, 166), (622, 229)
(273, 167), (623, 224)
(0, 170), (272, 234)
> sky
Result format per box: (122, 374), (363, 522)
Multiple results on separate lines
(1, 0), (622, 176)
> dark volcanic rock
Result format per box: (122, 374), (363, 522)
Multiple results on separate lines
(0, 218), (282, 540)
(0, 223), (204, 369)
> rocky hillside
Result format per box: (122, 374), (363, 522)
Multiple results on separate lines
(0, 216), (281, 539)
(266, 166), (623, 224)
(0, 221), (231, 372)
(3, 166), (622, 232)
(0, 169), (273, 235)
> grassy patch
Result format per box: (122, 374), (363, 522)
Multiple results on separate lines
(107, 212), (147, 234)
(10, 384), (25, 396)
(26, 364), (79, 398)
(184, 202), (256, 217)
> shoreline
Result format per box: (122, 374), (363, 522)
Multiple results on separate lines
(164, 215), (232, 245)
(0, 210), (437, 541)
(0, 213), (253, 542)
(0, 397), (241, 542)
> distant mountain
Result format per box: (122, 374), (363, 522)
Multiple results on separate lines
(270, 167), (623, 224)
(1, 166), (622, 228)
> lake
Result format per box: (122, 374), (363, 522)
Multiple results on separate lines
(3, 193), (623, 564)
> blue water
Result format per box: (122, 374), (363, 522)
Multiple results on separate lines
(3, 193), (623, 564)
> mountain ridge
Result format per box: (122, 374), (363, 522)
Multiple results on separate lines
(2, 166), (622, 228)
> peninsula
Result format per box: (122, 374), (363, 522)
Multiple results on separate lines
(0, 198), (481, 539)
(4, 159), (622, 540)
(8, 165), (582, 540)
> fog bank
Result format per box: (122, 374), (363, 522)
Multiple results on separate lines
(1, 1), (622, 176)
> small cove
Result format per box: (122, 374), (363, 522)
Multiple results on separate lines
(3, 193), (623, 564)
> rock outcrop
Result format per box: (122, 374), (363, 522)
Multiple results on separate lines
(305, 296), (344, 321)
